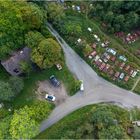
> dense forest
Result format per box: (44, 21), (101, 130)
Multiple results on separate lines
(0, 1), (44, 59)
(89, 1), (140, 32)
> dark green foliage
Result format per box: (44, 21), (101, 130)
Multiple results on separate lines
(0, 81), (15, 101)
(9, 76), (24, 95)
(0, 77), (24, 101)
(89, 1), (140, 32)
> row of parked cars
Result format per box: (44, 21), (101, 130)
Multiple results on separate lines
(45, 75), (84, 102)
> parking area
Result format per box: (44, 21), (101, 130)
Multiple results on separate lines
(37, 80), (69, 106)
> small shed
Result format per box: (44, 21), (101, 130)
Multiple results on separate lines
(124, 75), (130, 82)
(1, 47), (31, 76)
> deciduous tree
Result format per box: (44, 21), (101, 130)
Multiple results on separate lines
(31, 38), (62, 69)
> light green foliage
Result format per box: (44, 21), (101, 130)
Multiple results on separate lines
(47, 2), (65, 23)
(25, 31), (45, 48)
(31, 38), (62, 69)
(0, 81), (15, 101)
(10, 101), (52, 139)
(9, 76), (24, 95)
(28, 101), (53, 122)
(0, 116), (12, 139)
(63, 23), (82, 36)
(10, 107), (39, 139)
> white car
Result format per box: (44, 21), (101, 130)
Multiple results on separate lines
(45, 94), (56, 102)
(80, 80), (84, 91)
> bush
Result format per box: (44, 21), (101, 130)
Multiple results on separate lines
(9, 76), (24, 95)
(70, 80), (81, 95)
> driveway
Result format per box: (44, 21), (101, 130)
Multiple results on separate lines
(39, 23), (140, 132)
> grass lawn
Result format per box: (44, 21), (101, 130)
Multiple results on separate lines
(134, 81), (140, 95)
(12, 64), (78, 108)
(35, 104), (131, 139)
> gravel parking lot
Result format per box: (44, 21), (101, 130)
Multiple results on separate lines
(37, 81), (69, 106)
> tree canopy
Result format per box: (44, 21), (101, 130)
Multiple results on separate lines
(89, 1), (140, 32)
(46, 2), (65, 23)
(0, 81), (15, 101)
(10, 106), (39, 139)
(31, 38), (62, 69)
(0, 1), (44, 59)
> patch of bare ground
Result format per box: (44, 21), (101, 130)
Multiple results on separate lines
(37, 80), (69, 106)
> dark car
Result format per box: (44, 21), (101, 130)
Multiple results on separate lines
(49, 75), (60, 87)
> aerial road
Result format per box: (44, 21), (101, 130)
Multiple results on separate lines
(40, 23), (140, 132)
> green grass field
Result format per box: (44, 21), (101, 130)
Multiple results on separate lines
(134, 81), (140, 95)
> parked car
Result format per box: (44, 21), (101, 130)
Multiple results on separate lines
(56, 64), (62, 70)
(80, 80), (84, 91)
(49, 75), (60, 87)
(45, 94), (56, 102)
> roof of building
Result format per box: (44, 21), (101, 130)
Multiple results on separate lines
(1, 47), (31, 76)
(114, 72), (120, 78)
(124, 75), (130, 82)
(111, 56), (116, 62)
(92, 43), (96, 49)
(90, 51), (97, 56)
(125, 65), (130, 71)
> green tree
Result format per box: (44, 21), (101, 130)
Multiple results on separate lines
(31, 38), (62, 69)
(63, 23), (82, 36)
(0, 81), (15, 101)
(0, 116), (12, 139)
(28, 101), (53, 122)
(9, 76), (24, 95)
(20, 61), (32, 76)
(25, 31), (45, 48)
(0, 1), (44, 59)
(133, 126), (140, 139)
(82, 44), (92, 57)
(10, 107), (39, 139)
(46, 2), (65, 23)
(19, 3), (44, 30)
(99, 126), (126, 139)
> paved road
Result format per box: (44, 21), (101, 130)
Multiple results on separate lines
(40, 23), (140, 132)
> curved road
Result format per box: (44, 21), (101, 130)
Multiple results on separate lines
(40, 23), (140, 132)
